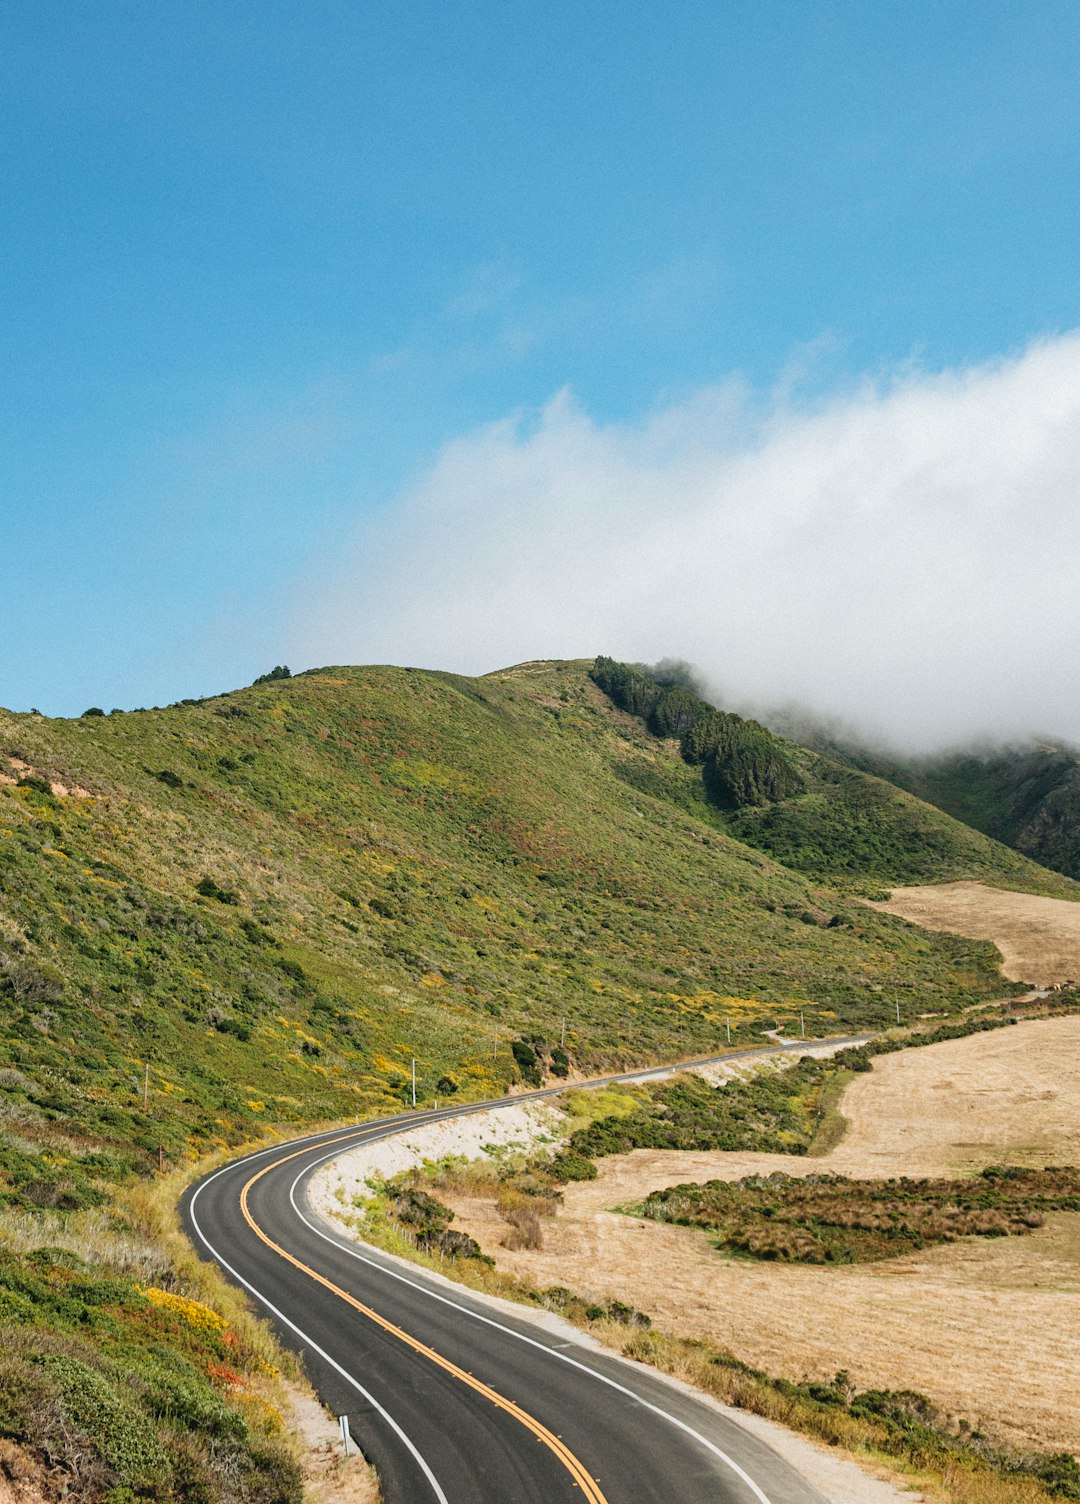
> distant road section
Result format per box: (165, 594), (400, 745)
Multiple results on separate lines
(183, 1046), (841, 1504)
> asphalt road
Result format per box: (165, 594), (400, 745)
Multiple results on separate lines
(183, 1037), (867, 1504)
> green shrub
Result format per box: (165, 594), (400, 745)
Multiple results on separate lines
(136, 1348), (244, 1439)
(196, 875), (239, 905)
(38, 1353), (172, 1489)
(511, 1038), (542, 1087)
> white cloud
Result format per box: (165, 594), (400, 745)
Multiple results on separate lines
(294, 332), (1080, 751)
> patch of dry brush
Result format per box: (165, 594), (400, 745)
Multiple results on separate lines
(637, 1165), (1080, 1263)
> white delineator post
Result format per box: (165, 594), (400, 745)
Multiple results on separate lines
(339, 1414), (351, 1457)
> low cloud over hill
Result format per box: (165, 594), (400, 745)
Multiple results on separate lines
(298, 331), (1080, 752)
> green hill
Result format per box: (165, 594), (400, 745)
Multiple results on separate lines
(759, 708), (1080, 884)
(589, 657), (1073, 890)
(0, 656), (1063, 1192)
(884, 745), (1080, 883)
(0, 656), (1074, 1500)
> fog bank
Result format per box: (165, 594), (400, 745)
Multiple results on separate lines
(295, 332), (1080, 752)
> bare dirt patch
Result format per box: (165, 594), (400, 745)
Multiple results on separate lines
(280, 1382), (380, 1504)
(441, 1018), (1080, 1454)
(832, 1015), (1080, 1175)
(870, 881), (1080, 985)
(0, 1439), (60, 1504)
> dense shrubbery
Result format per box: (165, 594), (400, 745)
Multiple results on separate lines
(547, 1063), (818, 1178)
(591, 656), (804, 810)
(0, 1252), (301, 1503)
(547, 1015), (1021, 1180)
(387, 1186), (489, 1263)
(639, 1165), (1080, 1263)
(511, 1037), (542, 1087)
(252, 666), (292, 686)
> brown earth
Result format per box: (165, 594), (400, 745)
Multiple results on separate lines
(444, 1016), (1080, 1454)
(281, 1382), (380, 1504)
(0, 1440), (59, 1504)
(870, 881), (1080, 985)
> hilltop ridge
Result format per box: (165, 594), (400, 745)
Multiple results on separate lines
(0, 654), (1065, 1199)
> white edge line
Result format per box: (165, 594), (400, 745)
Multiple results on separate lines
(187, 1037), (866, 1502)
(187, 1170), (449, 1504)
(287, 1145), (775, 1504)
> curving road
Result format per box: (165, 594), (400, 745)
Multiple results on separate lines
(183, 1039), (866, 1503)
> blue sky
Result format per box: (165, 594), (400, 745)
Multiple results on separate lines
(4, 1), (1080, 716)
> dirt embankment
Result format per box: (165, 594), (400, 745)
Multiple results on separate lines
(441, 1018), (1080, 1455)
(870, 880), (1080, 985)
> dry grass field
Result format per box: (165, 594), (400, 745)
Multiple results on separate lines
(444, 1016), (1080, 1454)
(870, 881), (1080, 985)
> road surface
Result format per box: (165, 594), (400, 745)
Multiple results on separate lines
(184, 1038), (865, 1503)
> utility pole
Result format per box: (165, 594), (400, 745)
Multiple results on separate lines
(411, 1057), (417, 1108)
(143, 1062), (149, 1111)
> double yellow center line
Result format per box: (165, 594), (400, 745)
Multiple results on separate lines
(240, 1135), (609, 1502)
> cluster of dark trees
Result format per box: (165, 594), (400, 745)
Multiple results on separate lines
(591, 656), (804, 809)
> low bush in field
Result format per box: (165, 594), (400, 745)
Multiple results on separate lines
(387, 1185), (490, 1264)
(637, 1165), (1080, 1263)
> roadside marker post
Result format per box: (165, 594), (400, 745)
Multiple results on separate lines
(725, 1019), (731, 1045)
(339, 1414), (351, 1457)
(411, 1058), (417, 1108)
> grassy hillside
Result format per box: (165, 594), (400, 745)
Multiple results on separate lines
(753, 706), (1080, 885)
(0, 657), (1047, 1181)
(0, 656), (1071, 1498)
(589, 658), (1076, 891)
(895, 746), (1080, 883)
